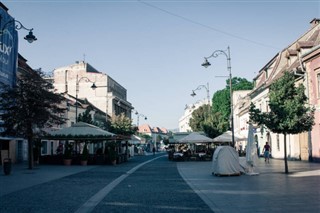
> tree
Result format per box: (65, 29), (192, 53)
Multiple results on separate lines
(0, 70), (66, 169)
(249, 71), (314, 174)
(109, 113), (137, 136)
(189, 104), (209, 131)
(189, 105), (225, 138)
(78, 108), (95, 125)
(211, 77), (253, 133)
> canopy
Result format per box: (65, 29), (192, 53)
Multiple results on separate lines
(48, 122), (116, 140)
(212, 131), (245, 143)
(178, 132), (213, 144)
(129, 135), (142, 145)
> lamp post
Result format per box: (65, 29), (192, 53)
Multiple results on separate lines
(90, 83), (110, 124)
(75, 74), (94, 122)
(135, 111), (147, 127)
(0, 16), (37, 43)
(201, 46), (234, 147)
(191, 83), (210, 120)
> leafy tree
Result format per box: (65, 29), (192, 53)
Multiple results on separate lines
(138, 133), (152, 143)
(189, 105), (225, 138)
(109, 113), (137, 136)
(78, 108), (95, 125)
(249, 71), (314, 174)
(189, 104), (209, 131)
(0, 70), (66, 169)
(212, 77), (254, 132)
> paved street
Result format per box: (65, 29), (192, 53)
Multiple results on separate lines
(0, 153), (319, 213)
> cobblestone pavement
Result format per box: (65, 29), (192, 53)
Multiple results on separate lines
(178, 158), (320, 213)
(0, 154), (319, 213)
(0, 154), (212, 213)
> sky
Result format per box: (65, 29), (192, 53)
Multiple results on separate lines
(3, 0), (320, 130)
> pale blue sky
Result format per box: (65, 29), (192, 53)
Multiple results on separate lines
(3, 0), (320, 130)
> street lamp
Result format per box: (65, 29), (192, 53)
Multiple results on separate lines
(90, 83), (110, 123)
(135, 111), (147, 127)
(201, 46), (235, 147)
(191, 83), (210, 119)
(0, 16), (37, 43)
(75, 74), (94, 122)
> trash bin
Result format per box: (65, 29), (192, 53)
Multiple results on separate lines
(3, 158), (12, 175)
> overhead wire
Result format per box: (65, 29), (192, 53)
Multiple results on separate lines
(138, 0), (281, 50)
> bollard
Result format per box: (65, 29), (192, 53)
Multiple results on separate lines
(3, 158), (12, 175)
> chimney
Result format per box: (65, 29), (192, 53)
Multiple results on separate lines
(310, 18), (320, 28)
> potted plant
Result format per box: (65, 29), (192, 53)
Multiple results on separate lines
(81, 143), (89, 166)
(107, 142), (118, 165)
(63, 143), (73, 165)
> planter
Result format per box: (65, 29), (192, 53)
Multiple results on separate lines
(111, 159), (117, 165)
(3, 158), (11, 175)
(63, 159), (72, 166)
(80, 160), (88, 166)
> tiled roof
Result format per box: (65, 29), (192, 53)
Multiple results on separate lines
(252, 19), (320, 95)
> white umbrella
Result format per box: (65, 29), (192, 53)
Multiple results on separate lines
(212, 131), (243, 143)
(245, 123), (259, 175)
(178, 132), (213, 143)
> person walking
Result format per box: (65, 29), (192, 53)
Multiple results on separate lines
(263, 142), (271, 163)
(152, 147), (156, 156)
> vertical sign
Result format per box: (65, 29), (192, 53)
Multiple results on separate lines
(0, 7), (18, 88)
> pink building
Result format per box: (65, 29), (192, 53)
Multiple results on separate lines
(303, 45), (320, 162)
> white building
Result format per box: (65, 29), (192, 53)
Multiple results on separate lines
(179, 99), (209, 132)
(53, 61), (133, 124)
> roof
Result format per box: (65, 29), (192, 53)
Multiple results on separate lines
(47, 122), (116, 140)
(178, 132), (213, 144)
(251, 19), (320, 96)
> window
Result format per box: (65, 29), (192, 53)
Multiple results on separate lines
(42, 141), (48, 155)
(277, 134), (280, 151)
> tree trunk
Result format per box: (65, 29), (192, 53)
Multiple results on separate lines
(284, 133), (289, 174)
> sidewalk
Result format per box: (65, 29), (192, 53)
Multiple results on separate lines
(0, 163), (98, 197)
(178, 158), (320, 213)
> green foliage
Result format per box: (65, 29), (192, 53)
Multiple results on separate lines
(78, 108), (95, 125)
(110, 113), (137, 136)
(212, 77), (254, 131)
(189, 104), (209, 131)
(249, 72), (314, 134)
(249, 71), (315, 174)
(64, 143), (73, 159)
(0, 70), (66, 137)
(0, 69), (66, 169)
(163, 138), (170, 145)
(138, 133), (152, 142)
(81, 143), (89, 161)
(105, 141), (118, 161)
(189, 105), (225, 138)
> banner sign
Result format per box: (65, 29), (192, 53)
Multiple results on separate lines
(0, 7), (18, 87)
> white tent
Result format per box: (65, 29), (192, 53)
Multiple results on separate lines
(212, 131), (245, 143)
(211, 146), (244, 176)
(177, 132), (213, 144)
(49, 122), (116, 140)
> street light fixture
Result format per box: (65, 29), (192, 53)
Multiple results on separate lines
(90, 82), (110, 123)
(191, 82), (210, 106)
(201, 46), (235, 147)
(135, 111), (147, 127)
(75, 74), (94, 122)
(0, 16), (37, 43)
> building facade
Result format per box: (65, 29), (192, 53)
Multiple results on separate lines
(249, 18), (320, 161)
(53, 61), (133, 124)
